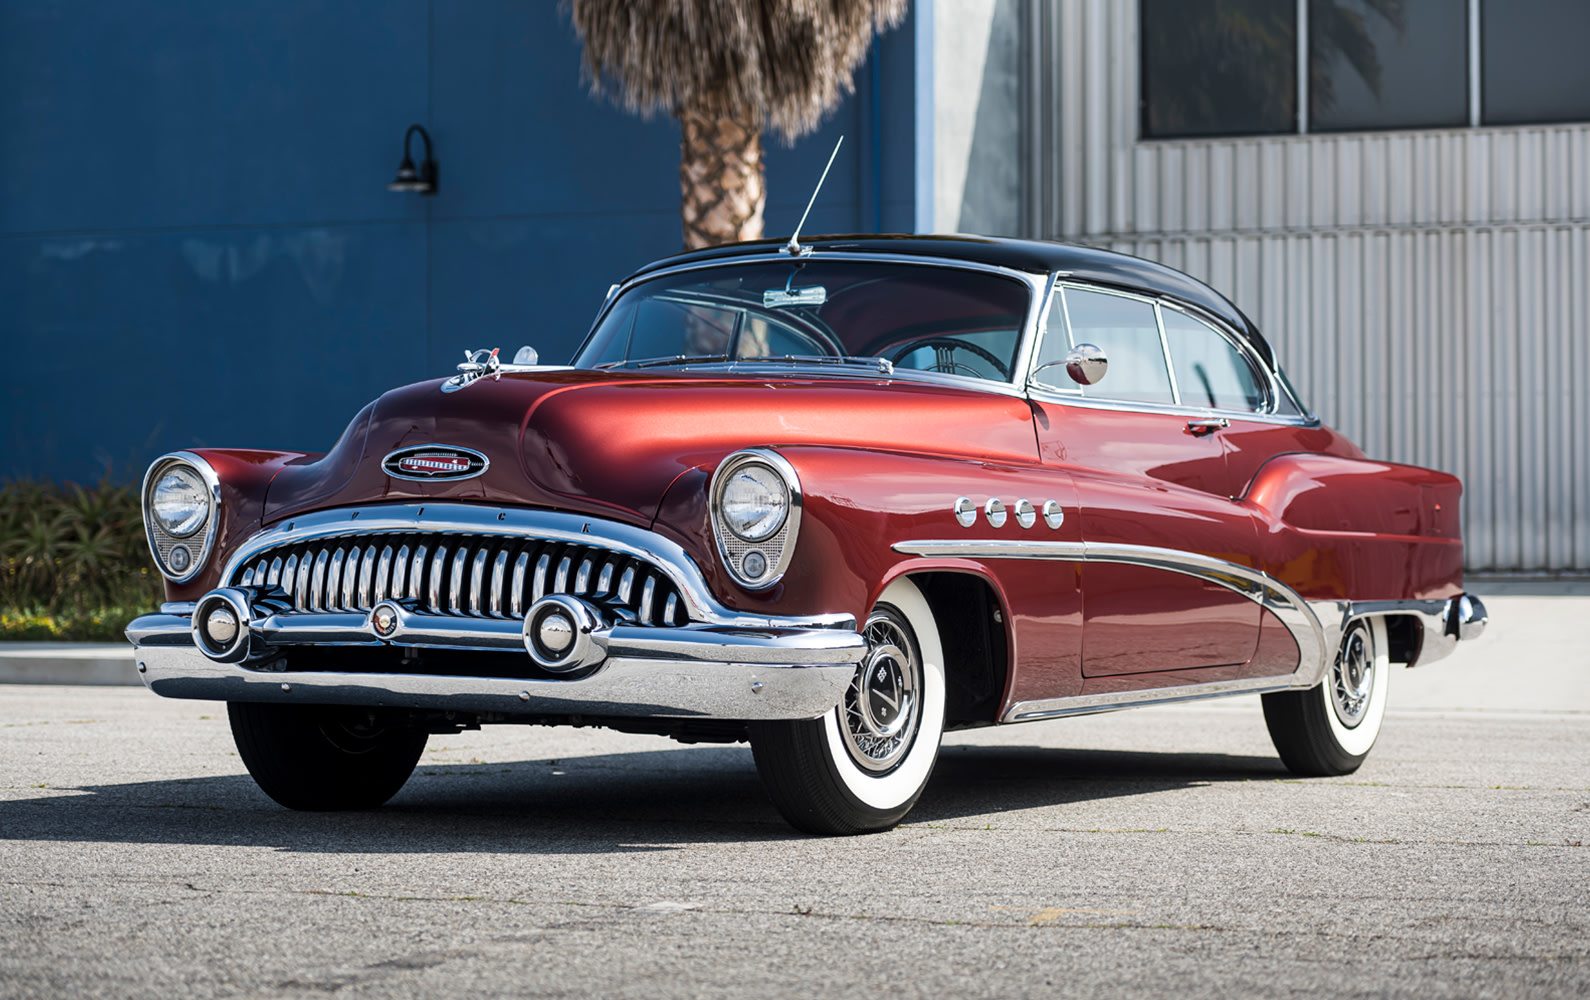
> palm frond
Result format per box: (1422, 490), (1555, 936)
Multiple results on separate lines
(570, 0), (907, 141)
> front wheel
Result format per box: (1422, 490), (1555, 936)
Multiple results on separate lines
(228, 702), (428, 810)
(1262, 616), (1390, 776)
(750, 578), (946, 835)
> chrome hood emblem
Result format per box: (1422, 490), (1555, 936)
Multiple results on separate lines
(382, 445), (489, 481)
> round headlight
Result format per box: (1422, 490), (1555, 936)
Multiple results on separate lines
(151, 466), (211, 538)
(719, 464), (789, 541)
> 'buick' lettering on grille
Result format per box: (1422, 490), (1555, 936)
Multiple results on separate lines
(382, 447), (488, 481)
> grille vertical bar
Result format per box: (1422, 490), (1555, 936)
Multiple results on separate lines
(233, 531), (689, 626)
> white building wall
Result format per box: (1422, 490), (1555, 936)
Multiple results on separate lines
(1026, 0), (1590, 573)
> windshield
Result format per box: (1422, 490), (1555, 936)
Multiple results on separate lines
(573, 259), (1031, 383)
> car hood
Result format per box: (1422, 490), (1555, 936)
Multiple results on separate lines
(263, 368), (1040, 528)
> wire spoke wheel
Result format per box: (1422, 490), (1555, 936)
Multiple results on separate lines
(1329, 626), (1376, 727)
(840, 610), (923, 773)
(1262, 617), (1390, 776)
(749, 578), (946, 835)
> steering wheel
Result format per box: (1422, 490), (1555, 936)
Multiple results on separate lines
(887, 338), (1011, 379)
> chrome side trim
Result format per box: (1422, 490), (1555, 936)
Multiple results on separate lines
(1004, 674), (1317, 722)
(221, 503), (855, 631)
(132, 644), (853, 722)
(893, 538), (1484, 721)
(893, 538), (1329, 693)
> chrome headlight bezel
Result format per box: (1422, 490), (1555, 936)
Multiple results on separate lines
(709, 449), (801, 591)
(141, 452), (221, 584)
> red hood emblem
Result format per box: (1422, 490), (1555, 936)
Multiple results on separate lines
(382, 446), (488, 481)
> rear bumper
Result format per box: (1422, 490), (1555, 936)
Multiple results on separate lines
(1318, 592), (1488, 668)
(128, 607), (863, 721)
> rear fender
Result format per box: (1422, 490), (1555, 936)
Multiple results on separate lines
(1242, 452), (1463, 602)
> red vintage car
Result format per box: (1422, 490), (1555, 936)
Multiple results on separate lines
(128, 235), (1487, 834)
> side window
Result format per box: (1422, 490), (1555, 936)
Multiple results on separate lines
(1054, 287), (1175, 405)
(1161, 310), (1266, 411)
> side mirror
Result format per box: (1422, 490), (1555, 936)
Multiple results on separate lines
(512, 346), (539, 366)
(1031, 343), (1108, 387)
(1064, 343), (1108, 385)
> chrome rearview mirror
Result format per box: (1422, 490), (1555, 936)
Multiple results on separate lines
(1031, 343), (1108, 387)
(1064, 343), (1108, 385)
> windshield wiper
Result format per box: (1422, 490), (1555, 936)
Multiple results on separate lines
(738, 355), (895, 374)
(600, 354), (730, 370)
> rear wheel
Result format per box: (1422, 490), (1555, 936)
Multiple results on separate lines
(750, 578), (946, 835)
(228, 702), (428, 810)
(1262, 617), (1390, 776)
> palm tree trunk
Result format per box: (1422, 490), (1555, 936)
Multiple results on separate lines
(678, 108), (765, 250)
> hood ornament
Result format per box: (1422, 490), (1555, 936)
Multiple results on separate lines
(442, 348), (501, 394)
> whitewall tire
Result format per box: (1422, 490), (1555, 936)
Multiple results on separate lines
(1262, 616), (1390, 776)
(750, 578), (946, 834)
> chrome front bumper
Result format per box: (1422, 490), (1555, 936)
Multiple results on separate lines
(128, 605), (865, 721)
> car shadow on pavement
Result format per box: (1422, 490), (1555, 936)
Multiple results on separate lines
(2, 739), (1287, 851)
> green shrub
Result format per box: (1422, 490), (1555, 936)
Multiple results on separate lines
(0, 477), (163, 641)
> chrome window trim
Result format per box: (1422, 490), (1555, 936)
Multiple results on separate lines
(1026, 278), (1309, 423)
(1022, 385), (1321, 426)
(574, 252), (1052, 396)
(141, 452), (222, 585)
(221, 503), (854, 632)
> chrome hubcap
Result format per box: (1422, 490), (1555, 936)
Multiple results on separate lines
(1331, 624), (1375, 728)
(841, 609), (921, 773)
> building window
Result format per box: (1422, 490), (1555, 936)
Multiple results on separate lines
(1309, 0), (1468, 132)
(1141, 0), (1590, 139)
(1481, 0), (1590, 126)
(1140, 0), (1297, 139)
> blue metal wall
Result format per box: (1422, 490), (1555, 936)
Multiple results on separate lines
(0, 1), (917, 483)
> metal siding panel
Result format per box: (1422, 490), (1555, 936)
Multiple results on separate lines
(1235, 142), (1260, 232)
(1261, 142), (1285, 231)
(1082, 0), (1109, 235)
(1159, 145), (1183, 234)
(1109, 0), (1134, 235)
(1576, 228), (1590, 568)
(1209, 144), (1234, 233)
(1184, 145), (1209, 234)
(1547, 226), (1571, 571)
(1363, 135), (1386, 225)
(1133, 146), (1158, 234)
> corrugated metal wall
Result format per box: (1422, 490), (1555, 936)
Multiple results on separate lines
(1033, 0), (1590, 573)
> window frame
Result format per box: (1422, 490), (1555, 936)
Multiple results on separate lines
(1026, 280), (1278, 418)
(1136, 0), (1589, 140)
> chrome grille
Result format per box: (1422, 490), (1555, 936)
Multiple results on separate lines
(233, 532), (689, 626)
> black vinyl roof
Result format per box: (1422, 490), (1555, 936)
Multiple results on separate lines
(629, 234), (1275, 366)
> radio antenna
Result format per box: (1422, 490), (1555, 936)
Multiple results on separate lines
(785, 135), (844, 257)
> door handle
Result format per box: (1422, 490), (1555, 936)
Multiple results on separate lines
(1185, 417), (1229, 436)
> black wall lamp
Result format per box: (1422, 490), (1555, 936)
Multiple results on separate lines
(388, 124), (437, 195)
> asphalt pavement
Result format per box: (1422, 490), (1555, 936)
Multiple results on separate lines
(2, 593), (1586, 998)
